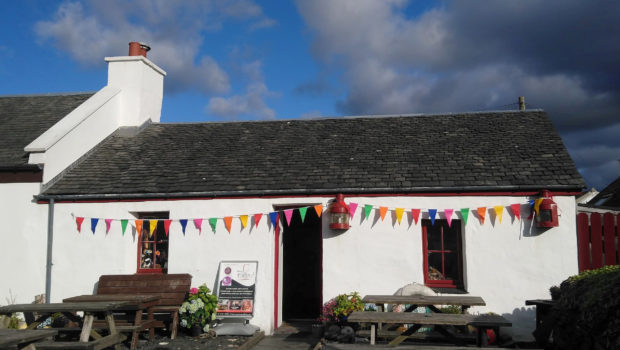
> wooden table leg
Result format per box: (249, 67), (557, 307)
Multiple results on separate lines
(388, 324), (422, 347)
(147, 306), (155, 340)
(104, 311), (122, 350)
(131, 309), (143, 350)
(80, 314), (94, 342)
(370, 324), (376, 345)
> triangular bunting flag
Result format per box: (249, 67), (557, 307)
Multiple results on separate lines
(379, 206), (388, 221)
(429, 209), (437, 226)
(164, 220), (172, 236)
(224, 217), (233, 233)
(179, 219), (188, 235)
(527, 199), (536, 219)
(269, 212), (279, 230)
(364, 205), (373, 220)
(240, 215), (249, 229)
(411, 209), (421, 225)
(254, 214), (262, 227)
(121, 219), (128, 236)
(445, 209), (454, 228)
(76, 217), (84, 233)
(494, 206), (504, 224)
(284, 209), (294, 226)
(477, 207), (486, 225)
(135, 220), (143, 237)
(348, 203), (358, 219)
(194, 219), (203, 235)
(91, 218), (99, 235)
(209, 218), (217, 233)
(510, 204), (521, 221)
(149, 219), (158, 237)
(314, 205), (323, 218)
(534, 198), (544, 215)
(105, 219), (113, 234)
(299, 207), (308, 223)
(395, 208), (404, 225)
(460, 208), (469, 225)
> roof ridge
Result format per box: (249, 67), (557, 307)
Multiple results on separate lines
(0, 92), (96, 98)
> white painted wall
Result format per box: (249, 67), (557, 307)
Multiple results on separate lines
(0, 183), (48, 304)
(41, 194), (577, 340)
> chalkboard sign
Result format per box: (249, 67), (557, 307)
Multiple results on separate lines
(215, 261), (258, 318)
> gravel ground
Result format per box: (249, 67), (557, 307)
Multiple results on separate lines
(121, 331), (249, 350)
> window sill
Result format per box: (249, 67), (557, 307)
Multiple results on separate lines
(430, 287), (468, 294)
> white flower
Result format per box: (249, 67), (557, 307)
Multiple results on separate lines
(180, 319), (187, 328)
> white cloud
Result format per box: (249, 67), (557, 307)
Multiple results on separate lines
(207, 82), (276, 120)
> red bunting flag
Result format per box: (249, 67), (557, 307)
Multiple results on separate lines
(76, 217), (84, 233)
(164, 220), (172, 236)
(510, 204), (521, 221)
(477, 207), (486, 225)
(224, 217), (233, 233)
(284, 209), (293, 226)
(105, 219), (113, 234)
(411, 209), (421, 225)
(314, 205), (323, 218)
(254, 214), (262, 227)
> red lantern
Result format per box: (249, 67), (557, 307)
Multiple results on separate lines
(536, 190), (559, 228)
(329, 194), (350, 230)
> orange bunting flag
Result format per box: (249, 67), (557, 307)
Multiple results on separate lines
(240, 215), (249, 229)
(534, 198), (544, 215)
(477, 207), (486, 225)
(314, 204), (323, 218)
(494, 206), (504, 224)
(149, 220), (158, 237)
(510, 204), (521, 221)
(395, 208), (404, 225)
(379, 206), (388, 221)
(135, 220), (143, 237)
(224, 216), (233, 233)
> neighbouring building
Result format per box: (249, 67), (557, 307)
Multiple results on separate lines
(0, 43), (586, 340)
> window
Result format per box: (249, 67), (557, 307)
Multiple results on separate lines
(421, 219), (463, 289)
(137, 212), (169, 274)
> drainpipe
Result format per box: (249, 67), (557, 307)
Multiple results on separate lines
(45, 198), (54, 304)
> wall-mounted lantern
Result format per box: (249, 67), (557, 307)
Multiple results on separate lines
(329, 193), (350, 230)
(536, 190), (559, 228)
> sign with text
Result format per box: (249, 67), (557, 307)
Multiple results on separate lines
(216, 261), (258, 318)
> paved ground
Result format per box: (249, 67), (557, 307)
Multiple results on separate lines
(250, 322), (320, 350)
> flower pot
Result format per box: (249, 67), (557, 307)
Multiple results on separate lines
(190, 324), (202, 337)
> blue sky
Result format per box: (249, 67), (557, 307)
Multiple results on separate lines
(1, 1), (619, 190)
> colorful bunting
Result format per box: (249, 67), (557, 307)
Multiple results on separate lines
(429, 209), (437, 226)
(149, 220), (158, 237)
(135, 220), (143, 237)
(476, 207), (486, 225)
(224, 217), (233, 233)
(494, 206), (504, 224)
(269, 212), (278, 229)
(179, 219), (188, 235)
(395, 208), (404, 225)
(411, 209), (421, 225)
(379, 206), (388, 221)
(121, 219), (128, 236)
(91, 218), (99, 234)
(527, 199), (536, 219)
(445, 209), (454, 228)
(314, 205), (323, 218)
(510, 204), (521, 221)
(194, 219), (203, 235)
(364, 205), (373, 220)
(299, 207), (308, 223)
(284, 209), (294, 226)
(209, 218), (217, 233)
(348, 202), (358, 219)
(105, 219), (113, 234)
(534, 198), (544, 215)
(164, 220), (172, 236)
(240, 215), (249, 229)
(254, 214), (262, 227)
(76, 217), (84, 233)
(460, 208), (469, 225)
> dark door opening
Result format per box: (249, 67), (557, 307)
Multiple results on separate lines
(281, 207), (322, 321)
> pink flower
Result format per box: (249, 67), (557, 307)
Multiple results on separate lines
(190, 288), (199, 295)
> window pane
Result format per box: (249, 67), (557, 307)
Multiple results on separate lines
(141, 242), (154, 268)
(427, 225), (442, 250)
(427, 252), (444, 280)
(443, 252), (459, 280)
(444, 223), (459, 251)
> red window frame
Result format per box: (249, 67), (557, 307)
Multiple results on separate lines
(136, 212), (169, 274)
(421, 219), (463, 289)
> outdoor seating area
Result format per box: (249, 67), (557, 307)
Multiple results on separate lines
(348, 294), (511, 347)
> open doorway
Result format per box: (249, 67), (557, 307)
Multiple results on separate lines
(281, 207), (322, 321)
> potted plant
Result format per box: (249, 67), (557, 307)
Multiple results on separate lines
(319, 292), (364, 325)
(178, 284), (218, 336)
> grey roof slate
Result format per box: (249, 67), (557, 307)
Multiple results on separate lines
(0, 93), (93, 169)
(42, 110), (586, 197)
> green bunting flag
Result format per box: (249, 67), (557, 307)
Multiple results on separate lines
(364, 204), (373, 220)
(299, 207), (308, 223)
(460, 208), (470, 225)
(209, 218), (217, 233)
(120, 219), (128, 236)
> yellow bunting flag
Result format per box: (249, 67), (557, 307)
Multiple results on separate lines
(379, 206), (388, 221)
(240, 215), (248, 229)
(149, 220), (157, 237)
(314, 204), (323, 218)
(534, 198), (544, 215)
(494, 206), (504, 224)
(395, 208), (404, 225)
(135, 220), (143, 237)
(224, 216), (233, 233)
(477, 207), (486, 225)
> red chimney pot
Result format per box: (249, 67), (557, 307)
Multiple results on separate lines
(128, 42), (151, 57)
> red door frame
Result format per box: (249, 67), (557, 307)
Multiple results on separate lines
(273, 214), (280, 330)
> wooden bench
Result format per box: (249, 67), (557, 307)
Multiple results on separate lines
(348, 311), (511, 347)
(96, 273), (192, 339)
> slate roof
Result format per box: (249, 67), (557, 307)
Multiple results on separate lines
(42, 110), (586, 198)
(586, 176), (620, 209)
(0, 93), (93, 169)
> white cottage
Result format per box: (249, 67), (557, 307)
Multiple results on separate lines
(0, 44), (586, 340)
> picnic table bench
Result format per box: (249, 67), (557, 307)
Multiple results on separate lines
(363, 295), (486, 313)
(0, 329), (58, 349)
(95, 273), (192, 339)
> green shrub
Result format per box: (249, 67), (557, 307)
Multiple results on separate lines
(552, 265), (620, 350)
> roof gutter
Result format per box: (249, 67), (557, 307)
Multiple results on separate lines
(0, 164), (43, 171)
(35, 184), (585, 202)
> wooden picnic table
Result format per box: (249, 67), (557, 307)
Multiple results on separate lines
(525, 299), (556, 347)
(0, 329), (58, 349)
(362, 295), (486, 313)
(0, 301), (130, 350)
(63, 294), (160, 350)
